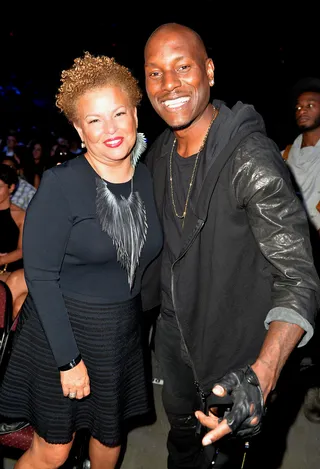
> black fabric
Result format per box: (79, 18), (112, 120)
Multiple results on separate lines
(142, 100), (319, 468)
(0, 154), (162, 445)
(0, 294), (150, 446)
(21, 156), (162, 367)
(0, 208), (19, 253)
(207, 365), (265, 438)
(147, 118), (268, 391)
(161, 151), (198, 315)
(156, 314), (246, 469)
(58, 353), (82, 371)
(143, 99), (318, 393)
(0, 207), (23, 272)
(0, 299), (29, 437)
(0, 419), (30, 435)
(158, 101), (259, 317)
(155, 314), (209, 469)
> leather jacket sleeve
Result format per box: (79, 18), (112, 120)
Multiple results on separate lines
(232, 133), (320, 342)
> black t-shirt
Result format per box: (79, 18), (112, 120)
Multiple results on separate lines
(161, 149), (198, 316)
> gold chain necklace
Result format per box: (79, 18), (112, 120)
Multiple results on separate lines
(169, 107), (218, 225)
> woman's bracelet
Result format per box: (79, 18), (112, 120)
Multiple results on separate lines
(0, 264), (8, 275)
(58, 354), (82, 371)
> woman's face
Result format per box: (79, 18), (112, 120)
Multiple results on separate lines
(7, 135), (17, 150)
(32, 143), (43, 163)
(74, 86), (138, 165)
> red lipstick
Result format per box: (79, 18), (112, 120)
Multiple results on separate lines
(103, 137), (123, 148)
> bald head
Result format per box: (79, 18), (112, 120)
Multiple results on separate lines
(144, 23), (208, 61)
(144, 22), (215, 130)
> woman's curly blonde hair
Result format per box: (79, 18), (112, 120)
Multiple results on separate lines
(56, 52), (143, 123)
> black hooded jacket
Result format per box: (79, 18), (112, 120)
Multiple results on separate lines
(142, 100), (319, 392)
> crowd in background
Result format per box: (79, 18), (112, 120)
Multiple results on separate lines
(0, 127), (83, 193)
(0, 127), (84, 309)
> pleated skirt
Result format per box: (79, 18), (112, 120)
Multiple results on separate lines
(0, 293), (150, 446)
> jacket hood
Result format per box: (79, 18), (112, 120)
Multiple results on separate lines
(208, 99), (267, 154)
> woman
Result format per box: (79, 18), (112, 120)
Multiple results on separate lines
(0, 163), (24, 281)
(0, 52), (163, 469)
(14, 145), (41, 190)
(29, 140), (46, 187)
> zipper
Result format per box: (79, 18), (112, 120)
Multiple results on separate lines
(171, 219), (206, 434)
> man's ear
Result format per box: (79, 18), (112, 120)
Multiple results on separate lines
(206, 58), (215, 86)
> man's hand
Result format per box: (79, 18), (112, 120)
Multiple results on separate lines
(60, 359), (91, 400)
(195, 366), (265, 446)
(196, 321), (305, 446)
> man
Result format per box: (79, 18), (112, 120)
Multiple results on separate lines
(1, 157), (36, 210)
(282, 77), (320, 425)
(282, 77), (320, 258)
(1, 131), (19, 159)
(142, 23), (320, 468)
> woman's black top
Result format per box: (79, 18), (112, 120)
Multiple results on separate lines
(0, 207), (23, 272)
(23, 155), (163, 367)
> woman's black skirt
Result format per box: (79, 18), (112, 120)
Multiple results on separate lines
(0, 294), (150, 446)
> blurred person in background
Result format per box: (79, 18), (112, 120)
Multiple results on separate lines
(1, 131), (20, 160)
(28, 140), (48, 187)
(282, 77), (320, 425)
(0, 156), (36, 210)
(0, 163), (25, 281)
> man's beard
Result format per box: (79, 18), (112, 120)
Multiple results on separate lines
(298, 114), (320, 132)
(170, 123), (191, 131)
(170, 116), (196, 131)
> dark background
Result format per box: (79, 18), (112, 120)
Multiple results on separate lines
(1, 5), (320, 149)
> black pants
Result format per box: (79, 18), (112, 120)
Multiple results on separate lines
(155, 313), (246, 469)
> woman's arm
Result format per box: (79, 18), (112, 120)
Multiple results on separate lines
(23, 168), (80, 367)
(0, 249), (22, 265)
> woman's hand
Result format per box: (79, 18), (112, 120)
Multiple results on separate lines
(60, 359), (90, 400)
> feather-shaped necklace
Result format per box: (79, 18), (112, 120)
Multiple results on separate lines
(95, 133), (148, 290)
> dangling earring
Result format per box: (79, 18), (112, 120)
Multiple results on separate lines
(210, 79), (214, 86)
(81, 141), (86, 148)
(131, 133), (147, 168)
